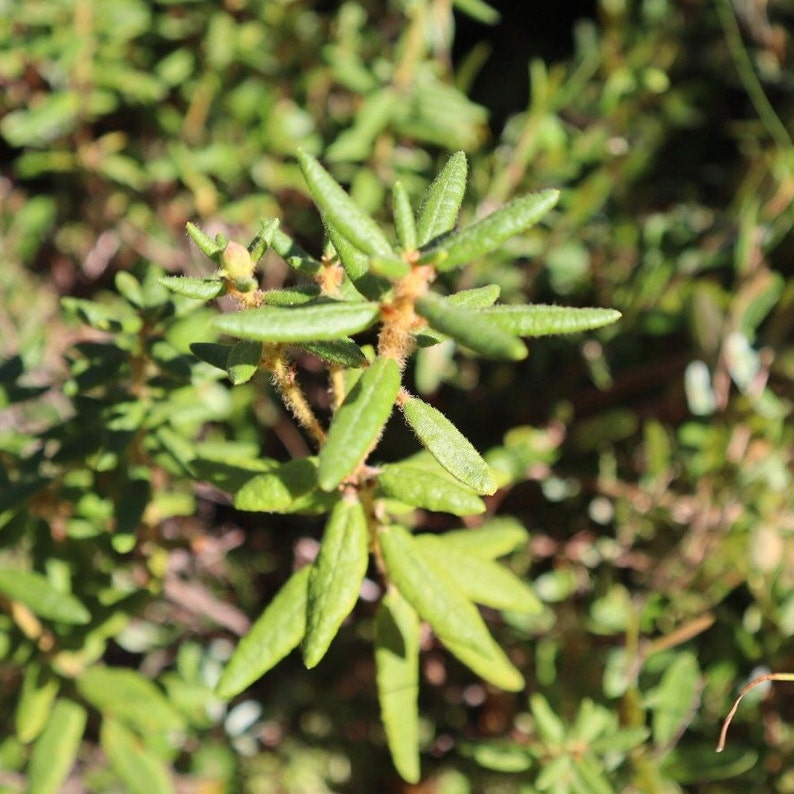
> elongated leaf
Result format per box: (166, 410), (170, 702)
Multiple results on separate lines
(76, 667), (185, 734)
(27, 699), (86, 794)
(416, 151), (468, 246)
(416, 293), (527, 360)
(392, 181), (417, 251)
(303, 498), (369, 668)
(378, 463), (485, 516)
(301, 338), (368, 367)
(213, 301), (380, 342)
(400, 396), (496, 494)
(270, 228), (322, 274)
(379, 524), (524, 691)
(318, 358), (401, 491)
(0, 569), (90, 625)
(420, 189), (559, 271)
(415, 285), (501, 346)
(414, 536), (541, 613)
(326, 223), (391, 300)
(101, 719), (175, 794)
(16, 663), (60, 743)
(262, 286), (322, 306)
(297, 150), (393, 257)
(234, 458), (320, 513)
(475, 305), (622, 337)
(376, 590), (421, 783)
(226, 340), (262, 385)
(652, 651), (701, 746)
(440, 518), (529, 558)
(186, 221), (223, 258)
(158, 275), (224, 301)
(216, 566), (311, 698)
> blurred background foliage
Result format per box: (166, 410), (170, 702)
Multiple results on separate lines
(1, 0), (794, 791)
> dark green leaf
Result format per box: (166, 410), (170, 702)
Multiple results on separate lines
(303, 497), (369, 668)
(213, 301), (380, 343)
(318, 358), (401, 491)
(420, 189), (559, 271)
(416, 293), (527, 360)
(301, 339), (368, 368)
(226, 340), (262, 385)
(297, 150), (393, 257)
(416, 151), (468, 246)
(190, 342), (231, 372)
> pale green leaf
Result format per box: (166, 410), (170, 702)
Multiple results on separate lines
(216, 566), (311, 698)
(414, 535), (541, 613)
(101, 719), (175, 794)
(420, 189), (559, 271)
(376, 590), (421, 783)
(416, 151), (468, 246)
(303, 498), (369, 668)
(297, 149), (393, 257)
(475, 305), (622, 337)
(27, 699), (86, 794)
(379, 524), (524, 691)
(439, 518), (529, 558)
(15, 663), (60, 744)
(400, 395), (496, 494)
(531, 693), (566, 744)
(318, 358), (401, 491)
(378, 463), (485, 516)
(0, 569), (90, 625)
(213, 301), (380, 342)
(392, 181), (417, 251)
(416, 293), (527, 360)
(651, 651), (701, 746)
(234, 458), (322, 513)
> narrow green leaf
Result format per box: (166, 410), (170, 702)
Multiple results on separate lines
(530, 693), (567, 743)
(186, 221), (223, 258)
(248, 217), (281, 263)
(234, 458), (321, 513)
(301, 338), (368, 367)
(76, 667), (185, 735)
(453, 0), (500, 24)
(378, 463), (485, 516)
(370, 256), (412, 280)
(216, 566), (311, 698)
(213, 301), (380, 343)
(475, 305), (622, 337)
(270, 228), (322, 274)
(0, 569), (90, 625)
(101, 719), (175, 794)
(415, 285), (502, 346)
(326, 223), (391, 300)
(318, 358), (401, 491)
(460, 740), (533, 773)
(376, 590), (421, 784)
(420, 189), (560, 271)
(392, 181), (417, 251)
(303, 497), (369, 668)
(440, 518), (529, 558)
(416, 293), (527, 360)
(262, 286), (322, 306)
(379, 524), (524, 691)
(400, 395), (496, 494)
(414, 536), (541, 613)
(27, 699), (86, 794)
(15, 663), (60, 744)
(226, 340), (262, 385)
(158, 275), (224, 301)
(416, 151), (468, 246)
(325, 89), (398, 162)
(297, 149), (393, 257)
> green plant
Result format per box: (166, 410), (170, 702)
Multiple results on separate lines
(154, 149), (621, 782)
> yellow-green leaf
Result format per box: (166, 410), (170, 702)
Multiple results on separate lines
(101, 718), (175, 794)
(15, 663), (60, 744)
(475, 305), (622, 337)
(0, 569), (90, 625)
(378, 463), (485, 516)
(376, 590), (421, 783)
(27, 699), (86, 794)
(216, 566), (311, 699)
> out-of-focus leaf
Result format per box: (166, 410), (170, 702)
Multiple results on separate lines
(318, 358), (401, 491)
(303, 497), (369, 668)
(27, 699), (86, 794)
(100, 718), (175, 794)
(439, 518), (529, 558)
(651, 651), (701, 746)
(0, 569), (90, 625)
(460, 740), (533, 773)
(15, 664), (60, 744)
(376, 590), (421, 784)
(216, 566), (311, 698)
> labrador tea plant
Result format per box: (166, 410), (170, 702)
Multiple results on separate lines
(159, 150), (621, 782)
